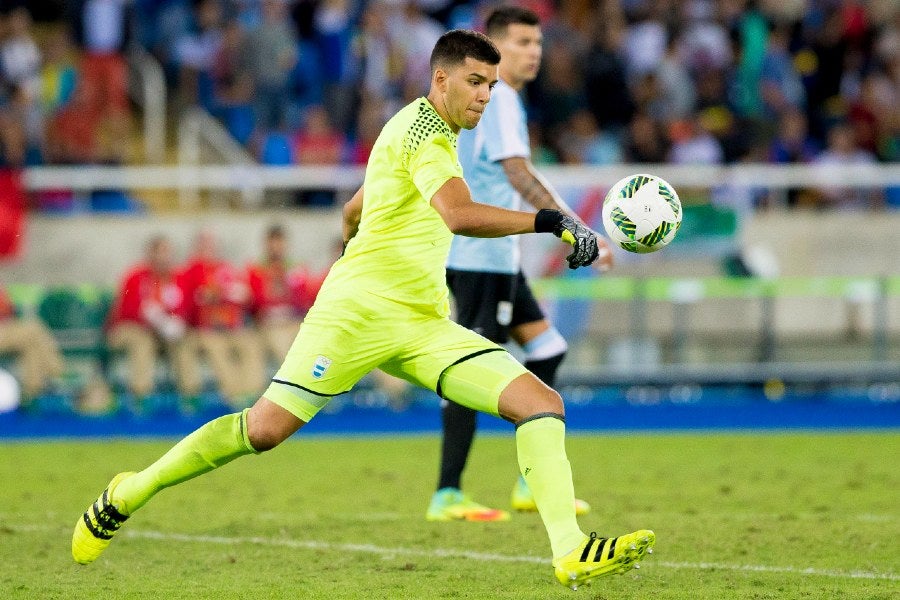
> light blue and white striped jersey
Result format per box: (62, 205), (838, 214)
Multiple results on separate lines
(447, 79), (530, 274)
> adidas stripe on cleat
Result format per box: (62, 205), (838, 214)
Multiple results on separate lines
(552, 529), (655, 590)
(72, 472), (134, 564)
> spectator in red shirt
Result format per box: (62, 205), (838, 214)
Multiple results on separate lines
(178, 229), (264, 406)
(107, 235), (193, 399)
(247, 225), (311, 364)
(292, 104), (346, 206)
(0, 286), (64, 401)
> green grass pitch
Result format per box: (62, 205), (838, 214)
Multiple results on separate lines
(1, 431), (897, 599)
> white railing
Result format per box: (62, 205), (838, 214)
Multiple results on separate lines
(22, 163), (900, 200)
(127, 48), (167, 164)
(176, 107), (261, 208)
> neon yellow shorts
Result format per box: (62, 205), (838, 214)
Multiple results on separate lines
(263, 294), (528, 422)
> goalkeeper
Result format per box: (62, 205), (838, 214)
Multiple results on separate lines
(72, 29), (653, 589)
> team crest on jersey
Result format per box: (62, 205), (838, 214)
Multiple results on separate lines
(496, 301), (513, 326)
(312, 355), (332, 378)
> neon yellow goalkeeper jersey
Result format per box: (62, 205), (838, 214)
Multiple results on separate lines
(319, 97), (462, 318)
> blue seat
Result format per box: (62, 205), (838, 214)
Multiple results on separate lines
(89, 190), (145, 213)
(225, 105), (255, 145)
(260, 132), (294, 165)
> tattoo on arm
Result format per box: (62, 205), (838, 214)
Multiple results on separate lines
(502, 158), (561, 212)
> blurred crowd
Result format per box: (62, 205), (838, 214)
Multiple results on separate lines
(0, 1), (132, 166)
(0, 225), (334, 409)
(0, 0), (897, 209)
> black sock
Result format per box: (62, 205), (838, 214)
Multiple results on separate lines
(437, 400), (477, 490)
(524, 351), (566, 388)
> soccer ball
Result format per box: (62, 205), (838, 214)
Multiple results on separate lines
(0, 368), (20, 413)
(602, 173), (682, 253)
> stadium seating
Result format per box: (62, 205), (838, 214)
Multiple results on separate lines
(259, 132), (294, 165)
(37, 285), (110, 357)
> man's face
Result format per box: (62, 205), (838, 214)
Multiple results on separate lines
(149, 239), (174, 274)
(437, 57), (498, 132)
(495, 23), (542, 88)
(194, 231), (217, 260)
(266, 234), (286, 262)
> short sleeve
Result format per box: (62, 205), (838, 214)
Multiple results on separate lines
(408, 134), (462, 203)
(481, 86), (530, 163)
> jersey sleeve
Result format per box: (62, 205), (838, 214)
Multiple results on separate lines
(481, 87), (530, 163)
(408, 133), (461, 203)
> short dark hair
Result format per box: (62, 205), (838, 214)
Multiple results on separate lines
(266, 224), (285, 239)
(430, 29), (500, 73)
(485, 6), (540, 37)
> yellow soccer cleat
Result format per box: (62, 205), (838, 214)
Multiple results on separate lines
(426, 487), (511, 522)
(553, 530), (655, 590)
(511, 476), (591, 516)
(72, 472), (135, 564)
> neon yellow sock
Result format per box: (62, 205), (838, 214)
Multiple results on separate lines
(114, 409), (258, 514)
(515, 416), (585, 558)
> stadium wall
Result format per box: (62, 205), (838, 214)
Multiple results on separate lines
(2, 209), (899, 286)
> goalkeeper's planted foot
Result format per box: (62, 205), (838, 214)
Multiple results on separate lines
(72, 472), (135, 564)
(426, 487), (510, 522)
(553, 530), (655, 590)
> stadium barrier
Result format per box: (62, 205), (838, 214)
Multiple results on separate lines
(3, 275), (898, 434)
(3, 163), (897, 426)
(22, 163), (900, 194)
(534, 276), (899, 370)
(4, 275), (898, 385)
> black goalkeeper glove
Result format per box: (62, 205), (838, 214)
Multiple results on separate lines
(534, 209), (600, 269)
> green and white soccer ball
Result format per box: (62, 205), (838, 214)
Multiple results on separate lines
(602, 173), (682, 253)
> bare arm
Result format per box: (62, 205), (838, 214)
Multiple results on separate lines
(430, 177), (536, 237)
(342, 186), (363, 244)
(501, 156), (572, 213)
(501, 156), (614, 271)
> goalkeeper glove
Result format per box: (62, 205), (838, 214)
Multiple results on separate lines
(534, 209), (600, 269)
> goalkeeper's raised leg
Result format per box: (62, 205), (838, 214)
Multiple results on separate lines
(71, 405), (290, 564)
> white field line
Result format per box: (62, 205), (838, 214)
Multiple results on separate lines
(8, 510), (894, 523)
(5, 523), (897, 582)
(122, 529), (899, 582)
